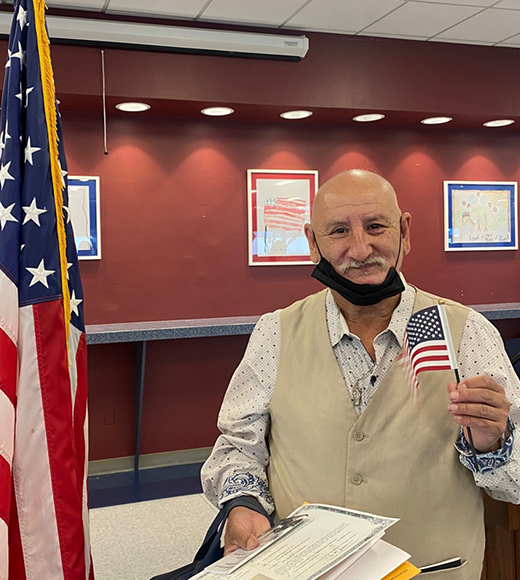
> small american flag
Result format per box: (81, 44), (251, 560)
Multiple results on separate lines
(401, 305), (453, 391)
(264, 197), (306, 232)
(0, 0), (92, 578)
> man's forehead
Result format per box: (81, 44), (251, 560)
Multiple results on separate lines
(322, 196), (382, 211)
(318, 193), (394, 219)
(321, 183), (393, 203)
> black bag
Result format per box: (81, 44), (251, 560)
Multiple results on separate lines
(150, 496), (273, 580)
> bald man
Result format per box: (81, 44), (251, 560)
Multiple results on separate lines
(201, 170), (519, 578)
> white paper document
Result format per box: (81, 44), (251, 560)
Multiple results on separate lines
(193, 504), (399, 580)
(323, 540), (411, 580)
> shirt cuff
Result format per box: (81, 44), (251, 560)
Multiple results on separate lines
(455, 420), (515, 474)
(219, 472), (275, 514)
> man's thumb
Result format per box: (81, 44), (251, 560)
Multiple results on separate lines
(246, 535), (258, 551)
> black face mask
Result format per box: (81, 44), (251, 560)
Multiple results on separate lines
(310, 220), (405, 307)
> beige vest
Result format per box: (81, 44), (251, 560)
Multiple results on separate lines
(267, 289), (484, 580)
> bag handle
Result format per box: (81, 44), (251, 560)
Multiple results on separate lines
(195, 496), (273, 569)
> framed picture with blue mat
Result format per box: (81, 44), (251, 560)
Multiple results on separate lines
(68, 176), (101, 260)
(444, 181), (517, 251)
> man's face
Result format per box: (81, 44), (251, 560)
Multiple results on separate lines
(304, 178), (411, 286)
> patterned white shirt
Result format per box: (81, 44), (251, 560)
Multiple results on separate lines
(201, 282), (520, 513)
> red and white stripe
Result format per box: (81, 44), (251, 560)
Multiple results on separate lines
(264, 198), (306, 232)
(0, 293), (90, 580)
(409, 340), (451, 375)
(401, 330), (452, 394)
(0, 268), (18, 580)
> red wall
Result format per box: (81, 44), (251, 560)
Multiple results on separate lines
(65, 113), (520, 324)
(64, 112), (520, 460)
(87, 337), (249, 459)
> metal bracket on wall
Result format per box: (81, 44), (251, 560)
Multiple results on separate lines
(133, 341), (147, 472)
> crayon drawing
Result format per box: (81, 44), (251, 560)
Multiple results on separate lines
(68, 176), (101, 260)
(444, 181), (517, 251)
(248, 170), (318, 265)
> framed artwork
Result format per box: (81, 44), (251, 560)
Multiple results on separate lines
(247, 169), (318, 265)
(444, 181), (518, 251)
(68, 176), (101, 260)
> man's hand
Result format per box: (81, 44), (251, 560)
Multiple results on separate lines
(224, 506), (271, 556)
(447, 376), (510, 453)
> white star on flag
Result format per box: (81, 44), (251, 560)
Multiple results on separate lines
(63, 205), (71, 223)
(1, 120), (12, 151)
(15, 85), (34, 106)
(26, 259), (55, 289)
(11, 42), (25, 68)
(17, 6), (27, 30)
(5, 48), (12, 69)
(58, 159), (67, 188)
(24, 136), (41, 165)
(22, 197), (46, 226)
(67, 262), (73, 279)
(0, 201), (18, 230)
(0, 160), (15, 188)
(70, 290), (83, 317)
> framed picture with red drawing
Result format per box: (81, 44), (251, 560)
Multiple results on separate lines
(247, 169), (318, 266)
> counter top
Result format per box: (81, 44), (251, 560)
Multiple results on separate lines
(85, 303), (520, 345)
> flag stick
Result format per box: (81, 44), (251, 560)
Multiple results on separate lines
(438, 301), (479, 472)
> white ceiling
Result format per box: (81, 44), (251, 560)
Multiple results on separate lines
(7, 0), (520, 47)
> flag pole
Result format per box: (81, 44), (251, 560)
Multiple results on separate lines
(438, 300), (479, 472)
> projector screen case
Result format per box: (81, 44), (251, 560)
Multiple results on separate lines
(0, 14), (309, 61)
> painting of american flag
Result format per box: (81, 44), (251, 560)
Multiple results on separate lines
(264, 197), (306, 232)
(0, 0), (92, 578)
(401, 305), (453, 391)
(248, 170), (317, 265)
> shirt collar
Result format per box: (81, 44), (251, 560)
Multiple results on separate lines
(326, 274), (416, 348)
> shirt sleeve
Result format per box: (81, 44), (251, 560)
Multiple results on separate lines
(455, 421), (515, 472)
(457, 309), (520, 504)
(200, 311), (280, 514)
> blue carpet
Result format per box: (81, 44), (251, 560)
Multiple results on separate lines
(88, 463), (204, 508)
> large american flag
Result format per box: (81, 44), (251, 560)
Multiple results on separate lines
(0, 0), (92, 578)
(264, 197), (306, 232)
(401, 305), (453, 391)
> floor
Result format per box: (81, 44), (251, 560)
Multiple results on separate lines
(89, 463), (217, 580)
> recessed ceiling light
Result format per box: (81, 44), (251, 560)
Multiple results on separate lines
(201, 107), (235, 116)
(115, 102), (151, 112)
(483, 119), (515, 128)
(420, 116), (452, 125)
(280, 110), (313, 120)
(353, 114), (385, 122)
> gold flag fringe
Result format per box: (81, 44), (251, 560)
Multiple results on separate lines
(33, 0), (71, 346)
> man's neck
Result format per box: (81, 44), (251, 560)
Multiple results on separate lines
(331, 290), (401, 332)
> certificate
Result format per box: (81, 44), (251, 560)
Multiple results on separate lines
(192, 504), (413, 580)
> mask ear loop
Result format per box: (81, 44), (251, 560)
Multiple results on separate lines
(311, 230), (324, 261)
(393, 216), (403, 269)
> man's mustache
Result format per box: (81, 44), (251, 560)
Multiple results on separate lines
(336, 257), (387, 275)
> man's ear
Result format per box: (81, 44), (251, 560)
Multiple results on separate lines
(400, 212), (412, 256)
(304, 223), (321, 264)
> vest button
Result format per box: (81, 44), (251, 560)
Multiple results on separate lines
(350, 473), (362, 485)
(353, 431), (365, 441)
